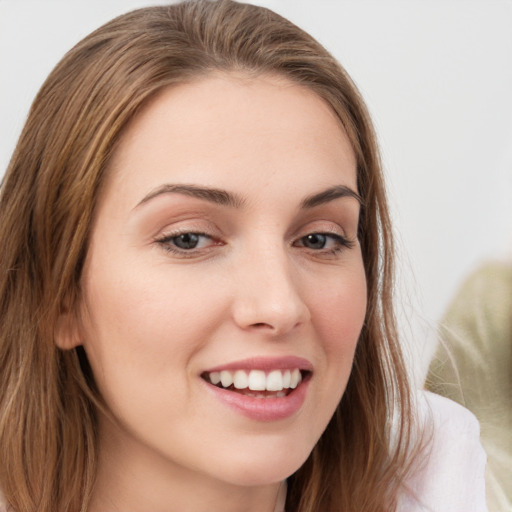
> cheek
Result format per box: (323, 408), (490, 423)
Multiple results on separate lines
(79, 257), (221, 391)
(306, 261), (367, 405)
(310, 265), (367, 350)
(78, 269), (226, 438)
(297, 262), (366, 447)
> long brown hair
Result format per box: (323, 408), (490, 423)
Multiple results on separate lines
(0, 1), (416, 510)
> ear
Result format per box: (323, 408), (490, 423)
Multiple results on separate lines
(54, 309), (83, 350)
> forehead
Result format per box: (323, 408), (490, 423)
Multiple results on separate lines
(102, 72), (357, 209)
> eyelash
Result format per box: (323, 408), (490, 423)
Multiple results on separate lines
(155, 231), (219, 258)
(293, 232), (355, 255)
(154, 230), (355, 258)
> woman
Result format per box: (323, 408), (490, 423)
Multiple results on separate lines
(0, 1), (486, 511)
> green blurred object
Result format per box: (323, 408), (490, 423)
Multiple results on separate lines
(427, 262), (512, 512)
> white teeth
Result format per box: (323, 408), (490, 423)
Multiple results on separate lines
(207, 368), (305, 392)
(282, 370), (291, 388)
(248, 370), (266, 391)
(220, 370), (233, 388)
(290, 368), (302, 389)
(266, 370), (283, 391)
(233, 370), (248, 389)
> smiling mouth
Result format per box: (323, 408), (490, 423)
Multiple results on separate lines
(201, 369), (310, 398)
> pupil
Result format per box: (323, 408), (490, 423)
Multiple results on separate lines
(174, 233), (199, 249)
(305, 234), (326, 249)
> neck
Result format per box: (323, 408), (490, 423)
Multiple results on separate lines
(88, 417), (284, 512)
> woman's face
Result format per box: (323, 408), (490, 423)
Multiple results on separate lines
(72, 74), (367, 489)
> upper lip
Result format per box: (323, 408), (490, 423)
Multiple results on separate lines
(203, 356), (313, 373)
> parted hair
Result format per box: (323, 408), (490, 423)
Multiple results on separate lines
(0, 1), (416, 511)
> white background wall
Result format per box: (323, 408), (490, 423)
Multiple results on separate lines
(1, 0), (512, 384)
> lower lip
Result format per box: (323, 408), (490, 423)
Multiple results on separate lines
(203, 378), (310, 422)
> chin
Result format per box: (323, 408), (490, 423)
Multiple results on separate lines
(211, 441), (313, 487)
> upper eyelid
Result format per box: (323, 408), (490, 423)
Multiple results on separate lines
(150, 211), (354, 237)
(156, 226), (213, 237)
(153, 220), (220, 239)
(290, 219), (350, 238)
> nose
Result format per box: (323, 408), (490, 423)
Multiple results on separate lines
(230, 246), (311, 336)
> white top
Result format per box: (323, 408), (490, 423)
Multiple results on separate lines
(274, 391), (487, 512)
(0, 392), (487, 512)
(397, 391), (488, 511)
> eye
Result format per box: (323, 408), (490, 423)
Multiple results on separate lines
(155, 231), (218, 254)
(301, 233), (329, 249)
(294, 232), (354, 252)
(172, 233), (205, 250)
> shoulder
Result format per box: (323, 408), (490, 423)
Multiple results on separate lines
(398, 390), (488, 511)
(418, 391), (484, 450)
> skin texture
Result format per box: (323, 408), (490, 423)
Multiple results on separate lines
(58, 73), (367, 512)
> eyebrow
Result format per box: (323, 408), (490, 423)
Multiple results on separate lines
(136, 184), (246, 209)
(135, 183), (362, 210)
(300, 185), (363, 209)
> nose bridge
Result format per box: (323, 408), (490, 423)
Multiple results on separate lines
(231, 239), (310, 334)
